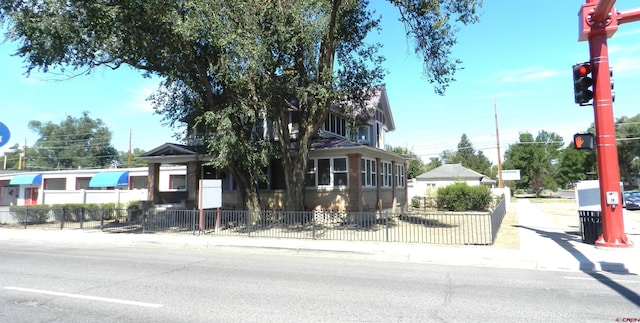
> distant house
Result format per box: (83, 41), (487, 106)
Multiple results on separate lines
(408, 164), (495, 199)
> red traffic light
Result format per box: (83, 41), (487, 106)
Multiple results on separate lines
(573, 62), (593, 105)
(574, 64), (591, 77)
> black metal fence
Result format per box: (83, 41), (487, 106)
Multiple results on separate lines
(0, 198), (507, 245)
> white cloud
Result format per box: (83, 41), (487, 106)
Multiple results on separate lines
(494, 68), (562, 84)
(122, 81), (160, 113)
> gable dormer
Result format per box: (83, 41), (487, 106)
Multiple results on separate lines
(319, 85), (395, 149)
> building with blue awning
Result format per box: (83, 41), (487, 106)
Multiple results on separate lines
(0, 166), (186, 206)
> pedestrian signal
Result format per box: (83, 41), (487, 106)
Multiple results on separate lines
(573, 133), (595, 150)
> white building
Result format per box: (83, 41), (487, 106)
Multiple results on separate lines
(0, 165), (187, 206)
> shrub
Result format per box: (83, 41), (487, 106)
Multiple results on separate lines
(411, 196), (422, 208)
(436, 183), (492, 211)
(9, 205), (52, 224)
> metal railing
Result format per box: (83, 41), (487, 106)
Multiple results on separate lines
(0, 198), (507, 245)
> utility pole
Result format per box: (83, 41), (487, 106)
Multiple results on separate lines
(577, 0), (640, 247)
(128, 129), (132, 168)
(494, 97), (503, 188)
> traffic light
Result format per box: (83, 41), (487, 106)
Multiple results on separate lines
(573, 133), (595, 150)
(610, 67), (615, 102)
(573, 62), (593, 105)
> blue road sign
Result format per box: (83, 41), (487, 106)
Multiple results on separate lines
(0, 122), (10, 148)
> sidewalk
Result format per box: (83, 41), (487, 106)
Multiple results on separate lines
(1, 199), (639, 274)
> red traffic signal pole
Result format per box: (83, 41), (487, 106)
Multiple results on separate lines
(579, 0), (633, 247)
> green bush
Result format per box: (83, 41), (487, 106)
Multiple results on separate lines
(9, 205), (52, 224)
(436, 183), (492, 211)
(411, 196), (422, 208)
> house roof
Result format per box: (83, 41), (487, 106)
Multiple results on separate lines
(416, 164), (487, 181)
(138, 143), (209, 164)
(371, 85), (395, 131)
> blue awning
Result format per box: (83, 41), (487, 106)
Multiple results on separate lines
(89, 171), (129, 188)
(9, 174), (42, 185)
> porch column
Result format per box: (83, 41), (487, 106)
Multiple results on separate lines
(347, 153), (362, 212)
(391, 160), (397, 213)
(187, 161), (201, 209)
(376, 157), (381, 210)
(147, 163), (160, 204)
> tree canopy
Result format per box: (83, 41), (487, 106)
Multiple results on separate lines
(1, 0), (483, 210)
(502, 130), (563, 193)
(25, 111), (118, 170)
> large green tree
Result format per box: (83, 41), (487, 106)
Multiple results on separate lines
(386, 145), (427, 179)
(614, 114), (640, 188)
(25, 111), (119, 170)
(1, 0), (482, 211)
(556, 141), (596, 188)
(439, 134), (493, 177)
(502, 130), (563, 193)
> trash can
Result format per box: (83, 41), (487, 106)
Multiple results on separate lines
(578, 210), (602, 244)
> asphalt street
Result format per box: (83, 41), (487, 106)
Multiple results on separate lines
(1, 240), (639, 322)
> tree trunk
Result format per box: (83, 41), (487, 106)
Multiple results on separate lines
(229, 164), (261, 223)
(282, 141), (309, 211)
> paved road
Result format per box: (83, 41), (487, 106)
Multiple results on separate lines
(1, 241), (639, 322)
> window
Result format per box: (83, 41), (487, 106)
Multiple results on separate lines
(318, 159), (331, 186)
(76, 177), (91, 190)
(380, 162), (392, 187)
(396, 164), (405, 187)
(130, 176), (148, 189)
(361, 158), (376, 187)
(323, 113), (347, 137)
(169, 175), (186, 190)
(333, 158), (347, 187)
(305, 160), (316, 187)
(44, 178), (66, 190)
(356, 126), (371, 144)
(305, 158), (348, 187)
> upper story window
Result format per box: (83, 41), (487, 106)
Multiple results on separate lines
(323, 113), (348, 137)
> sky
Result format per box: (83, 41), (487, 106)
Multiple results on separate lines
(1, 0), (639, 165)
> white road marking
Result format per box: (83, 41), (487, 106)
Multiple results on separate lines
(3, 286), (163, 308)
(563, 276), (640, 284)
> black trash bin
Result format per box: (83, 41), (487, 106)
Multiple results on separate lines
(578, 210), (602, 244)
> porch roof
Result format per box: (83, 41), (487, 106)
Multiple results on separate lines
(89, 171), (129, 187)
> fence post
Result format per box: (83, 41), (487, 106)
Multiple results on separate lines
(246, 211), (251, 237)
(100, 208), (105, 231)
(192, 211), (197, 235)
(142, 209), (147, 234)
(384, 210), (389, 242)
(215, 208), (221, 234)
(80, 207), (84, 229)
(60, 208), (65, 230)
(312, 211), (316, 240)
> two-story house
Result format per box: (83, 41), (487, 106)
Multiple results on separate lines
(140, 85), (408, 212)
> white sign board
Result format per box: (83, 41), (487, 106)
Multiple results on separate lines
(501, 169), (521, 181)
(199, 179), (222, 209)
